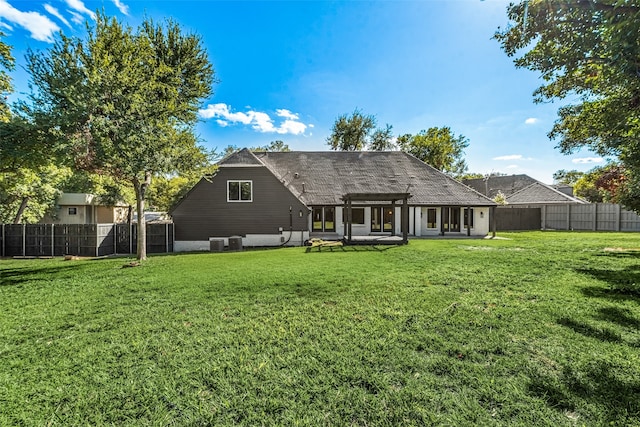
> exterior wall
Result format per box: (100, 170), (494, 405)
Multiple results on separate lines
(174, 231), (310, 252)
(171, 166), (309, 241)
(96, 206), (128, 223)
(313, 205), (491, 238)
(56, 205), (89, 224)
(42, 202), (127, 225)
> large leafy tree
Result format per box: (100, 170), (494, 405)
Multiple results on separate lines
(0, 165), (72, 224)
(495, 0), (640, 211)
(24, 13), (215, 259)
(574, 162), (626, 203)
(398, 127), (469, 177)
(0, 31), (13, 122)
(327, 110), (394, 151)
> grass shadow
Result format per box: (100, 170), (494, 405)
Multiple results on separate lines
(597, 306), (640, 330)
(305, 245), (399, 253)
(576, 266), (640, 298)
(528, 360), (640, 424)
(557, 317), (622, 344)
(595, 250), (640, 259)
(0, 264), (85, 287)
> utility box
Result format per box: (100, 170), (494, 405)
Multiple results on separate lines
(209, 238), (224, 252)
(228, 236), (243, 251)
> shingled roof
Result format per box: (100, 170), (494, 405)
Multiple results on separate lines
(223, 150), (495, 207)
(506, 182), (587, 205)
(463, 174), (538, 198)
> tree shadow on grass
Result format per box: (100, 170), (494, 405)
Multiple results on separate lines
(557, 317), (623, 344)
(597, 306), (640, 330)
(595, 250), (640, 259)
(0, 265), (84, 287)
(576, 266), (640, 299)
(528, 360), (640, 424)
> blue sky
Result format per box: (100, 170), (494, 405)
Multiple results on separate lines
(1, 0), (608, 183)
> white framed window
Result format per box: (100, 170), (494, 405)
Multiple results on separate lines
(227, 180), (252, 202)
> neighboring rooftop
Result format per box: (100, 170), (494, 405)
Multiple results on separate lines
(462, 174), (538, 198)
(506, 182), (587, 205)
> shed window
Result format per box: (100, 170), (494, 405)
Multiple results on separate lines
(68, 207), (77, 215)
(228, 180), (252, 202)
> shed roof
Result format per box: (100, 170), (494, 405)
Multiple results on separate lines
(220, 150), (495, 207)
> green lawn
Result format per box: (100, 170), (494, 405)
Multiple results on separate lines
(1, 232), (639, 426)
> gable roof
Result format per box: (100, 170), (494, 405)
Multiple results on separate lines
(223, 150), (497, 206)
(463, 174), (538, 198)
(506, 182), (588, 205)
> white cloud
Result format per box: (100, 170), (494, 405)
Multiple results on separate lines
(199, 103), (309, 135)
(572, 157), (604, 164)
(44, 4), (71, 28)
(276, 109), (299, 120)
(506, 164), (518, 169)
(493, 154), (523, 161)
(64, 0), (95, 20)
(68, 10), (84, 24)
(525, 117), (539, 125)
(112, 0), (129, 15)
(0, 0), (59, 42)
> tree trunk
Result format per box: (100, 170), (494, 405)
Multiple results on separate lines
(13, 196), (29, 224)
(133, 173), (152, 260)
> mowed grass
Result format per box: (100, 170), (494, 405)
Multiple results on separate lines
(1, 232), (639, 426)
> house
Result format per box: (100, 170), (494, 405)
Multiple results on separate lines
(40, 193), (129, 224)
(463, 174), (586, 206)
(170, 149), (497, 250)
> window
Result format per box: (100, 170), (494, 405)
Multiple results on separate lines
(68, 207), (77, 215)
(464, 208), (474, 228)
(228, 180), (252, 202)
(344, 207), (365, 225)
(371, 206), (394, 232)
(426, 208), (437, 229)
(312, 207), (335, 232)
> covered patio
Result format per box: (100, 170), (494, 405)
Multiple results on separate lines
(341, 192), (411, 245)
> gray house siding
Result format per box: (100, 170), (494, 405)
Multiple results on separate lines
(172, 166), (308, 241)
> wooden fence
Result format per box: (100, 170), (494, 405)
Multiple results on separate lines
(0, 223), (174, 257)
(542, 204), (640, 231)
(495, 204), (640, 232)
(495, 207), (541, 231)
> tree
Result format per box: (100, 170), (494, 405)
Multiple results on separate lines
(553, 169), (585, 186)
(573, 163), (626, 203)
(24, 13), (215, 259)
(398, 127), (469, 177)
(0, 165), (72, 223)
(495, 1), (640, 212)
(251, 140), (291, 152)
(0, 31), (13, 122)
(369, 124), (395, 151)
(327, 109), (393, 151)
(493, 190), (508, 206)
